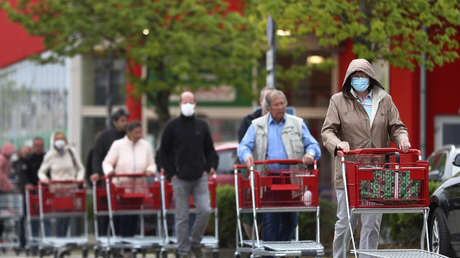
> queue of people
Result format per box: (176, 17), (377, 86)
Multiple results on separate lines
(0, 58), (413, 257)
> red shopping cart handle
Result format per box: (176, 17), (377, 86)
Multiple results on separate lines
(233, 159), (316, 169)
(104, 173), (155, 179)
(39, 180), (85, 184)
(337, 148), (421, 157)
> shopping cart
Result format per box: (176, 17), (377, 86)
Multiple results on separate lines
(25, 186), (42, 256)
(37, 180), (89, 258)
(93, 173), (162, 258)
(233, 159), (324, 257)
(0, 191), (23, 252)
(339, 148), (448, 258)
(159, 172), (219, 258)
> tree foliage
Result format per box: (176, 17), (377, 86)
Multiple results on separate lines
(2, 0), (265, 125)
(263, 0), (460, 71)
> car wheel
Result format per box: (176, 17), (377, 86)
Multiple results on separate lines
(430, 207), (452, 256)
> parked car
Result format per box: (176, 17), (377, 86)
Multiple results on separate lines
(428, 145), (460, 181)
(429, 162), (460, 257)
(215, 141), (238, 186)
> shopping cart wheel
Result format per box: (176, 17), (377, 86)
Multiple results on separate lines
(160, 250), (168, 258)
(94, 248), (99, 258)
(82, 247), (88, 258)
(141, 249), (147, 258)
(132, 249), (137, 258)
(212, 250), (219, 258)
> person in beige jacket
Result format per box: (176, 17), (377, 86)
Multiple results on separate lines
(321, 59), (411, 258)
(38, 131), (85, 238)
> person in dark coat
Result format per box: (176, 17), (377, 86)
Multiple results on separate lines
(89, 108), (129, 237)
(90, 108), (129, 182)
(158, 91), (218, 258)
(237, 87), (274, 142)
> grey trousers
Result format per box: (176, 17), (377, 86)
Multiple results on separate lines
(172, 174), (211, 255)
(333, 189), (382, 258)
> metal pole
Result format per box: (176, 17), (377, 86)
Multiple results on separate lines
(420, 29), (427, 159)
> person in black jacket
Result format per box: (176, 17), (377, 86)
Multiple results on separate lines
(158, 91), (218, 258)
(237, 87), (274, 142)
(90, 108), (129, 182)
(89, 108), (129, 238)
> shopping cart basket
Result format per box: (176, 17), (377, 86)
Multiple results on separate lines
(93, 173), (162, 258)
(37, 180), (88, 258)
(160, 171), (219, 258)
(339, 148), (447, 258)
(0, 191), (23, 252)
(234, 159), (324, 257)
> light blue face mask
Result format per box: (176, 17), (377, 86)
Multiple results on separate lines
(351, 77), (369, 92)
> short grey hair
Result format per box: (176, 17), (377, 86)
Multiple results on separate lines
(263, 89), (287, 111)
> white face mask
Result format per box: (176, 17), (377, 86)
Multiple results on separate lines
(181, 103), (195, 117)
(54, 139), (66, 150)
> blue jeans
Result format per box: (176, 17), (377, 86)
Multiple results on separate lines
(262, 212), (298, 241)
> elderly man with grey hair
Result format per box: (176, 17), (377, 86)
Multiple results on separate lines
(237, 89), (321, 243)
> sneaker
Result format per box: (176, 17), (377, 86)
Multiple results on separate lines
(191, 246), (203, 258)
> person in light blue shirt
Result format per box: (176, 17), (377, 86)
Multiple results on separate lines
(237, 89), (321, 243)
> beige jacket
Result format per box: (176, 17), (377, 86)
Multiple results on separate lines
(321, 59), (409, 188)
(38, 146), (85, 182)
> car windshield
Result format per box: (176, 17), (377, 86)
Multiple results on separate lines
(216, 149), (238, 175)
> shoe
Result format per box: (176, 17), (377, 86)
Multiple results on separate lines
(191, 246), (203, 258)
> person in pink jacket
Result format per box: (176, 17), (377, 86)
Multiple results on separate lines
(0, 142), (15, 192)
(0, 142), (16, 240)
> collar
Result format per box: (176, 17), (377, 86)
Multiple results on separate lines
(351, 88), (372, 101)
(268, 113), (285, 125)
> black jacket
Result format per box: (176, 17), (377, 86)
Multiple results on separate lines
(237, 107), (262, 142)
(22, 152), (44, 188)
(91, 128), (125, 176)
(159, 115), (218, 180)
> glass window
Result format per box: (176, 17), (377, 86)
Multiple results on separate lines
(82, 56), (126, 106)
(429, 151), (448, 178)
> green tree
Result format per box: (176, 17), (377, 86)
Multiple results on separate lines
(2, 0), (265, 126)
(263, 0), (460, 70)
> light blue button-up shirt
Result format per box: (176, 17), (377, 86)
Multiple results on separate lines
(354, 89), (372, 119)
(237, 114), (321, 169)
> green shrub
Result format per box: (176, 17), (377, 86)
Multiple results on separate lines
(215, 185), (337, 248)
(216, 185), (237, 247)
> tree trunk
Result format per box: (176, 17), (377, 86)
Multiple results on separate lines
(147, 89), (171, 130)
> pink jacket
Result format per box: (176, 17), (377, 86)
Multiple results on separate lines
(0, 143), (15, 192)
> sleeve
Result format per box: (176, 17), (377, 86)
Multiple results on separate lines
(91, 133), (106, 176)
(387, 98), (409, 145)
(145, 143), (157, 173)
(158, 122), (176, 179)
(237, 125), (255, 163)
(321, 97), (343, 155)
(102, 142), (118, 175)
(37, 154), (52, 182)
(237, 115), (251, 143)
(301, 121), (321, 160)
(203, 123), (218, 171)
